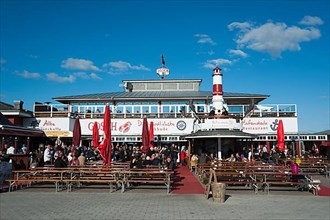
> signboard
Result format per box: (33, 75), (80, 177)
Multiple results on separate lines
(156, 67), (170, 78)
(242, 118), (298, 134)
(24, 117), (298, 137)
(27, 118), (195, 137)
(200, 118), (242, 130)
(24, 118), (71, 137)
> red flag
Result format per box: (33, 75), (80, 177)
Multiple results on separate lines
(161, 54), (165, 66)
(149, 121), (154, 148)
(277, 120), (285, 152)
(98, 105), (112, 167)
(92, 122), (99, 147)
(72, 117), (81, 147)
(142, 117), (150, 152)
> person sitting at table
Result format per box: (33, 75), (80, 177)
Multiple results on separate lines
(70, 155), (80, 166)
(225, 154), (236, 162)
(235, 153), (242, 162)
(164, 156), (174, 170)
(221, 107), (229, 116)
(54, 154), (68, 168)
(130, 155), (143, 169)
(78, 153), (86, 166)
(209, 107), (216, 117)
(151, 153), (161, 166)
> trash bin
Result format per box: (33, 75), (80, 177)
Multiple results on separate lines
(212, 183), (226, 203)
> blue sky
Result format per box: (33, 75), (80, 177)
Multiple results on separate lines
(0, 0), (329, 133)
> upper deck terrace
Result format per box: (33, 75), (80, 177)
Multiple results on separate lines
(33, 102), (297, 119)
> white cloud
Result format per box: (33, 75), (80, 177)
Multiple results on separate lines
(0, 57), (6, 64)
(90, 73), (102, 80)
(18, 70), (41, 79)
(103, 60), (150, 73)
(227, 22), (251, 31)
(73, 72), (102, 80)
(194, 34), (217, 45)
(46, 73), (76, 83)
(73, 72), (90, 79)
(299, 16), (323, 26)
(203, 58), (232, 69)
(196, 50), (215, 56)
(228, 20), (321, 58)
(27, 54), (39, 59)
(61, 58), (100, 72)
(0, 58), (6, 71)
(228, 49), (248, 58)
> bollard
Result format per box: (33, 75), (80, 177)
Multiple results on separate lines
(212, 183), (226, 203)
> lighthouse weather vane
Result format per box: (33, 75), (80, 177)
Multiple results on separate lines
(156, 54), (170, 79)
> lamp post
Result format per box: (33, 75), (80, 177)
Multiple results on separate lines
(291, 138), (296, 158)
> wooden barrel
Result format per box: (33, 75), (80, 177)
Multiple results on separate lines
(212, 183), (226, 203)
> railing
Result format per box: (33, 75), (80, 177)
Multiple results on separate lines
(33, 103), (297, 119)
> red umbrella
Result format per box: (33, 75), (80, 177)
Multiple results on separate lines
(277, 119), (285, 152)
(149, 121), (154, 148)
(72, 117), (81, 147)
(92, 122), (99, 147)
(98, 105), (112, 167)
(266, 141), (270, 152)
(142, 116), (150, 152)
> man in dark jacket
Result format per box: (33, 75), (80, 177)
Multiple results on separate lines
(54, 156), (67, 168)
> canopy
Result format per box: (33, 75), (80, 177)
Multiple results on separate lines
(72, 117), (81, 147)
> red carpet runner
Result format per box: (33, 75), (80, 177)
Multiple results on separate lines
(318, 185), (330, 196)
(172, 165), (204, 194)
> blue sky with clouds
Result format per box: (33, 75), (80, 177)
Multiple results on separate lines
(0, 0), (329, 133)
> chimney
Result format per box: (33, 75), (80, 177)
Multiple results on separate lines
(13, 100), (24, 110)
(212, 66), (224, 113)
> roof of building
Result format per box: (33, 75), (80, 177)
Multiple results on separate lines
(53, 91), (269, 104)
(184, 129), (256, 139)
(311, 130), (330, 136)
(0, 112), (13, 126)
(0, 112), (44, 137)
(0, 101), (33, 117)
(0, 102), (16, 110)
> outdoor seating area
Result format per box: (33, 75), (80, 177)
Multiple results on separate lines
(198, 159), (329, 196)
(5, 162), (174, 194)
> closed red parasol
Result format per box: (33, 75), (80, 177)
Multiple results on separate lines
(142, 116), (150, 153)
(98, 105), (112, 167)
(72, 116), (81, 147)
(149, 121), (154, 148)
(277, 119), (285, 152)
(92, 122), (99, 147)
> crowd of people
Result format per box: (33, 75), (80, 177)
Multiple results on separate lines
(0, 142), (189, 171)
(0, 141), (323, 170)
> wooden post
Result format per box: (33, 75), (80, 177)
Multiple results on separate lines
(27, 137), (30, 153)
(188, 140), (191, 168)
(14, 137), (18, 149)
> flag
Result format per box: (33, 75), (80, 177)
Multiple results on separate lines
(161, 54), (165, 66)
(98, 105), (112, 166)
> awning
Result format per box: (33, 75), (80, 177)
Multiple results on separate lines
(184, 129), (256, 139)
(320, 141), (330, 147)
(0, 125), (45, 137)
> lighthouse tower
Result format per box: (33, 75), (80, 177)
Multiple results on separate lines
(212, 66), (224, 113)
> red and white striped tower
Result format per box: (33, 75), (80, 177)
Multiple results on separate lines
(212, 66), (224, 113)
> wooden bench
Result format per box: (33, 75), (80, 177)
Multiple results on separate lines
(5, 178), (63, 192)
